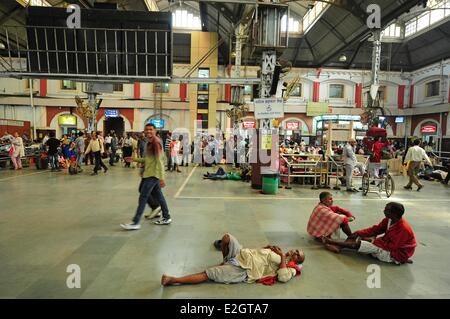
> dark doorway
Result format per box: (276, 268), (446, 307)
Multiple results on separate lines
(104, 117), (125, 137)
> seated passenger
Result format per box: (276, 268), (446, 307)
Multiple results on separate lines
(307, 192), (355, 253)
(322, 202), (416, 264)
(161, 233), (305, 286)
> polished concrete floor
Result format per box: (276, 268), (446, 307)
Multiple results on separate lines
(0, 163), (449, 299)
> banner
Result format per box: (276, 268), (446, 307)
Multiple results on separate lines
(307, 102), (330, 116)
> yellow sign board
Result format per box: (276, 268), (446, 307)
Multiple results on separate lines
(58, 115), (77, 126)
(307, 102), (330, 116)
(261, 135), (272, 150)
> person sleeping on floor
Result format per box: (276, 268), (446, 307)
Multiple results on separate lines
(161, 233), (305, 286)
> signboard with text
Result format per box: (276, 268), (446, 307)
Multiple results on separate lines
(285, 121), (300, 130)
(105, 109), (119, 118)
(58, 115), (77, 126)
(149, 118), (165, 129)
(254, 98), (284, 119)
(307, 102), (330, 116)
(242, 120), (256, 129)
(421, 125), (437, 134)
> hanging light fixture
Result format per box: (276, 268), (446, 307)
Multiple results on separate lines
(339, 54), (347, 62)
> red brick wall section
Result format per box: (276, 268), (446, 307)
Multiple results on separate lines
(40, 79), (47, 97)
(0, 120), (31, 137)
(313, 82), (320, 102)
(355, 84), (362, 108)
(120, 109), (134, 129)
(134, 82), (141, 99)
(180, 83), (187, 102)
(224, 84), (231, 103)
(398, 85), (405, 109)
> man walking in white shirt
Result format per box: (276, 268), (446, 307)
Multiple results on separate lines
(343, 138), (365, 192)
(404, 139), (433, 191)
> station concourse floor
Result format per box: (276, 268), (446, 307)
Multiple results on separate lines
(0, 164), (449, 299)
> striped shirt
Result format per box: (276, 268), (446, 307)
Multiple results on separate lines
(164, 137), (172, 152)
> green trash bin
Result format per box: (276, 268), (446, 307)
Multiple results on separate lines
(262, 174), (279, 195)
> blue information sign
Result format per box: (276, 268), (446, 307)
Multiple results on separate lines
(105, 109), (119, 118)
(149, 118), (165, 129)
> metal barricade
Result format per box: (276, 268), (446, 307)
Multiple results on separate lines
(280, 154), (321, 189)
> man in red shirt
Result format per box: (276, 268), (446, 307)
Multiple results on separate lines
(322, 202), (416, 264)
(307, 192), (355, 253)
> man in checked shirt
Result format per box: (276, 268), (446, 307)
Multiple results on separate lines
(307, 192), (355, 253)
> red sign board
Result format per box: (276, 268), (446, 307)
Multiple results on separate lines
(285, 121), (300, 130)
(421, 125), (437, 134)
(242, 120), (256, 129)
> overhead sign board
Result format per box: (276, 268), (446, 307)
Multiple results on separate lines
(254, 98), (284, 119)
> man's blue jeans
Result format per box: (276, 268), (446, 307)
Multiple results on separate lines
(132, 177), (170, 224)
(49, 154), (58, 169)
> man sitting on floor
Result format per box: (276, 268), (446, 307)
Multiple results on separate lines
(322, 202), (416, 264)
(307, 192), (355, 252)
(161, 233), (305, 286)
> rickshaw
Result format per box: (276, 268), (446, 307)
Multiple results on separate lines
(361, 127), (395, 198)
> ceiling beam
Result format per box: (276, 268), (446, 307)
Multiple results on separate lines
(319, 18), (348, 45)
(0, 4), (23, 26)
(345, 40), (365, 68)
(317, 0), (422, 65)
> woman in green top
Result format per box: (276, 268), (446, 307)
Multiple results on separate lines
(121, 135), (172, 230)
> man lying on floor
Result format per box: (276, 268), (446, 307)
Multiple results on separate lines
(322, 202), (416, 264)
(161, 233), (305, 286)
(203, 167), (242, 181)
(307, 192), (355, 252)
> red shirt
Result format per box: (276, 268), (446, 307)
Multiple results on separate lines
(356, 218), (416, 264)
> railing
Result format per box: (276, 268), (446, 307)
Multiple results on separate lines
(0, 25), (172, 82)
(280, 153), (322, 189)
